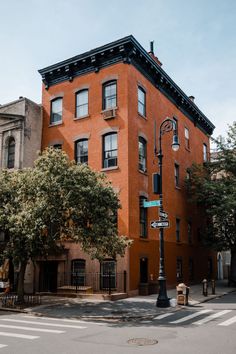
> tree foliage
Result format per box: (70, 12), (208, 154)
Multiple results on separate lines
(187, 122), (236, 282)
(0, 148), (131, 298)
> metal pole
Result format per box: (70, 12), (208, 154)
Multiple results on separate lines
(156, 124), (169, 307)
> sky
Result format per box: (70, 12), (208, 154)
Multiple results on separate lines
(0, 0), (235, 138)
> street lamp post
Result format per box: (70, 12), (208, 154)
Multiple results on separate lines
(156, 117), (180, 308)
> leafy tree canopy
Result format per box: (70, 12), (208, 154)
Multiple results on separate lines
(0, 148), (131, 297)
(187, 122), (236, 281)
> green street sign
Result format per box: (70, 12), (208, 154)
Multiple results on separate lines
(143, 200), (161, 208)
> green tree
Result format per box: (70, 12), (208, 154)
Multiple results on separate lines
(187, 122), (236, 283)
(0, 148), (131, 301)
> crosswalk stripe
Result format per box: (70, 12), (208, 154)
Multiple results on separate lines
(1, 319), (86, 329)
(193, 310), (232, 325)
(0, 324), (65, 334)
(23, 315), (105, 326)
(218, 315), (236, 327)
(154, 313), (174, 320)
(0, 332), (39, 340)
(0, 344), (7, 349)
(170, 309), (212, 324)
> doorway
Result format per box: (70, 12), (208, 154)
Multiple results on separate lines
(39, 261), (58, 292)
(140, 257), (148, 283)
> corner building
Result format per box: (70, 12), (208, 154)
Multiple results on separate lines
(39, 36), (215, 295)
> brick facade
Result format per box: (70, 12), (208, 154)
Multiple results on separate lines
(39, 36), (216, 294)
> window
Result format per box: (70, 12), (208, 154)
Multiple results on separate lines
(185, 127), (190, 149)
(138, 86), (146, 116)
(75, 139), (88, 164)
(103, 133), (117, 168)
(187, 221), (192, 244)
(50, 98), (62, 124)
(138, 137), (147, 172)
(71, 259), (86, 286)
(203, 143), (208, 162)
(7, 137), (15, 169)
(76, 90), (88, 118)
(101, 260), (116, 289)
(186, 169), (191, 180)
(174, 163), (180, 187)
(53, 144), (62, 149)
(177, 257), (183, 281)
(140, 196), (147, 238)
(103, 81), (117, 110)
(176, 218), (180, 242)
(189, 258), (194, 281)
(0, 231), (5, 243)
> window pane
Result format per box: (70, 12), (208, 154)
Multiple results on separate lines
(140, 197), (147, 238)
(103, 133), (117, 168)
(7, 138), (15, 169)
(76, 139), (88, 164)
(76, 90), (88, 117)
(103, 82), (117, 109)
(138, 137), (147, 171)
(51, 98), (62, 124)
(138, 87), (146, 116)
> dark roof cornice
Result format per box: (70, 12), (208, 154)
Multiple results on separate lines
(38, 35), (215, 135)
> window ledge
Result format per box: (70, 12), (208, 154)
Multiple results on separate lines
(140, 237), (149, 241)
(138, 169), (148, 176)
(101, 107), (118, 113)
(175, 186), (181, 190)
(101, 166), (119, 172)
(138, 112), (147, 120)
(176, 241), (183, 245)
(49, 121), (63, 127)
(74, 114), (90, 121)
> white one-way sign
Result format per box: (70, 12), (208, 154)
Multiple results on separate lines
(151, 220), (170, 229)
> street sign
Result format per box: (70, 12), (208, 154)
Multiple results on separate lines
(159, 211), (168, 219)
(150, 220), (170, 229)
(143, 200), (161, 208)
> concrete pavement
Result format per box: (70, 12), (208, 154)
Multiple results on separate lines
(1, 280), (235, 320)
(21, 280), (236, 320)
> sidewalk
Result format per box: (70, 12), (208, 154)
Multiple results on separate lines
(1, 280), (236, 321)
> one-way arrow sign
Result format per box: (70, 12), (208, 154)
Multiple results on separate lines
(151, 220), (170, 229)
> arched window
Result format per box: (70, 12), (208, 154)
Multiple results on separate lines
(50, 97), (62, 125)
(102, 133), (117, 168)
(103, 81), (117, 110)
(75, 139), (88, 164)
(7, 137), (15, 169)
(76, 89), (89, 118)
(138, 137), (147, 172)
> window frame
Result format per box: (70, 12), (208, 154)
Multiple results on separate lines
(203, 143), (208, 162)
(50, 97), (63, 125)
(138, 86), (146, 117)
(102, 80), (117, 110)
(7, 137), (15, 169)
(140, 196), (148, 238)
(176, 218), (180, 242)
(75, 139), (88, 164)
(176, 257), (183, 281)
(184, 127), (190, 149)
(174, 163), (180, 187)
(102, 132), (118, 168)
(138, 136), (147, 172)
(187, 221), (192, 244)
(75, 89), (89, 118)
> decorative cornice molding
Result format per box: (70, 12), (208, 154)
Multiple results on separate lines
(38, 35), (215, 135)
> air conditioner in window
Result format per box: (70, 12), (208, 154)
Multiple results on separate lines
(102, 108), (116, 120)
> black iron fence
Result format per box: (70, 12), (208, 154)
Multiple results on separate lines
(1, 294), (41, 308)
(40, 271), (127, 295)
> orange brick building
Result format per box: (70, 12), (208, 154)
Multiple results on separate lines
(38, 36), (215, 295)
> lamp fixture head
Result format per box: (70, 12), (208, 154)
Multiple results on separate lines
(172, 134), (180, 151)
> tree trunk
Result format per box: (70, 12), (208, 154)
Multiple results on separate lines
(230, 248), (236, 284)
(17, 261), (27, 303)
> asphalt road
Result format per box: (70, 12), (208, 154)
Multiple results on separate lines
(0, 292), (235, 354)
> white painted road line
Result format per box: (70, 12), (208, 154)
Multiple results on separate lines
(0, 332), (39, 340)
(154, 313), (174, 320)
(170, 310), (212, 324)
(193, 310), (232, 325)
(23, 315), (105, 326)
(218, 315), (236, 327)
(0, 344), (7, 349)
(1, 319), (86, 329)
(0, 324), (65, 334)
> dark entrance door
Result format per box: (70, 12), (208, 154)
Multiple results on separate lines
(140, 257), (148, 283)
(39, 261), (58, 292)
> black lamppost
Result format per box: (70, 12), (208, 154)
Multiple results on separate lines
(155, 117), (180, 308)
